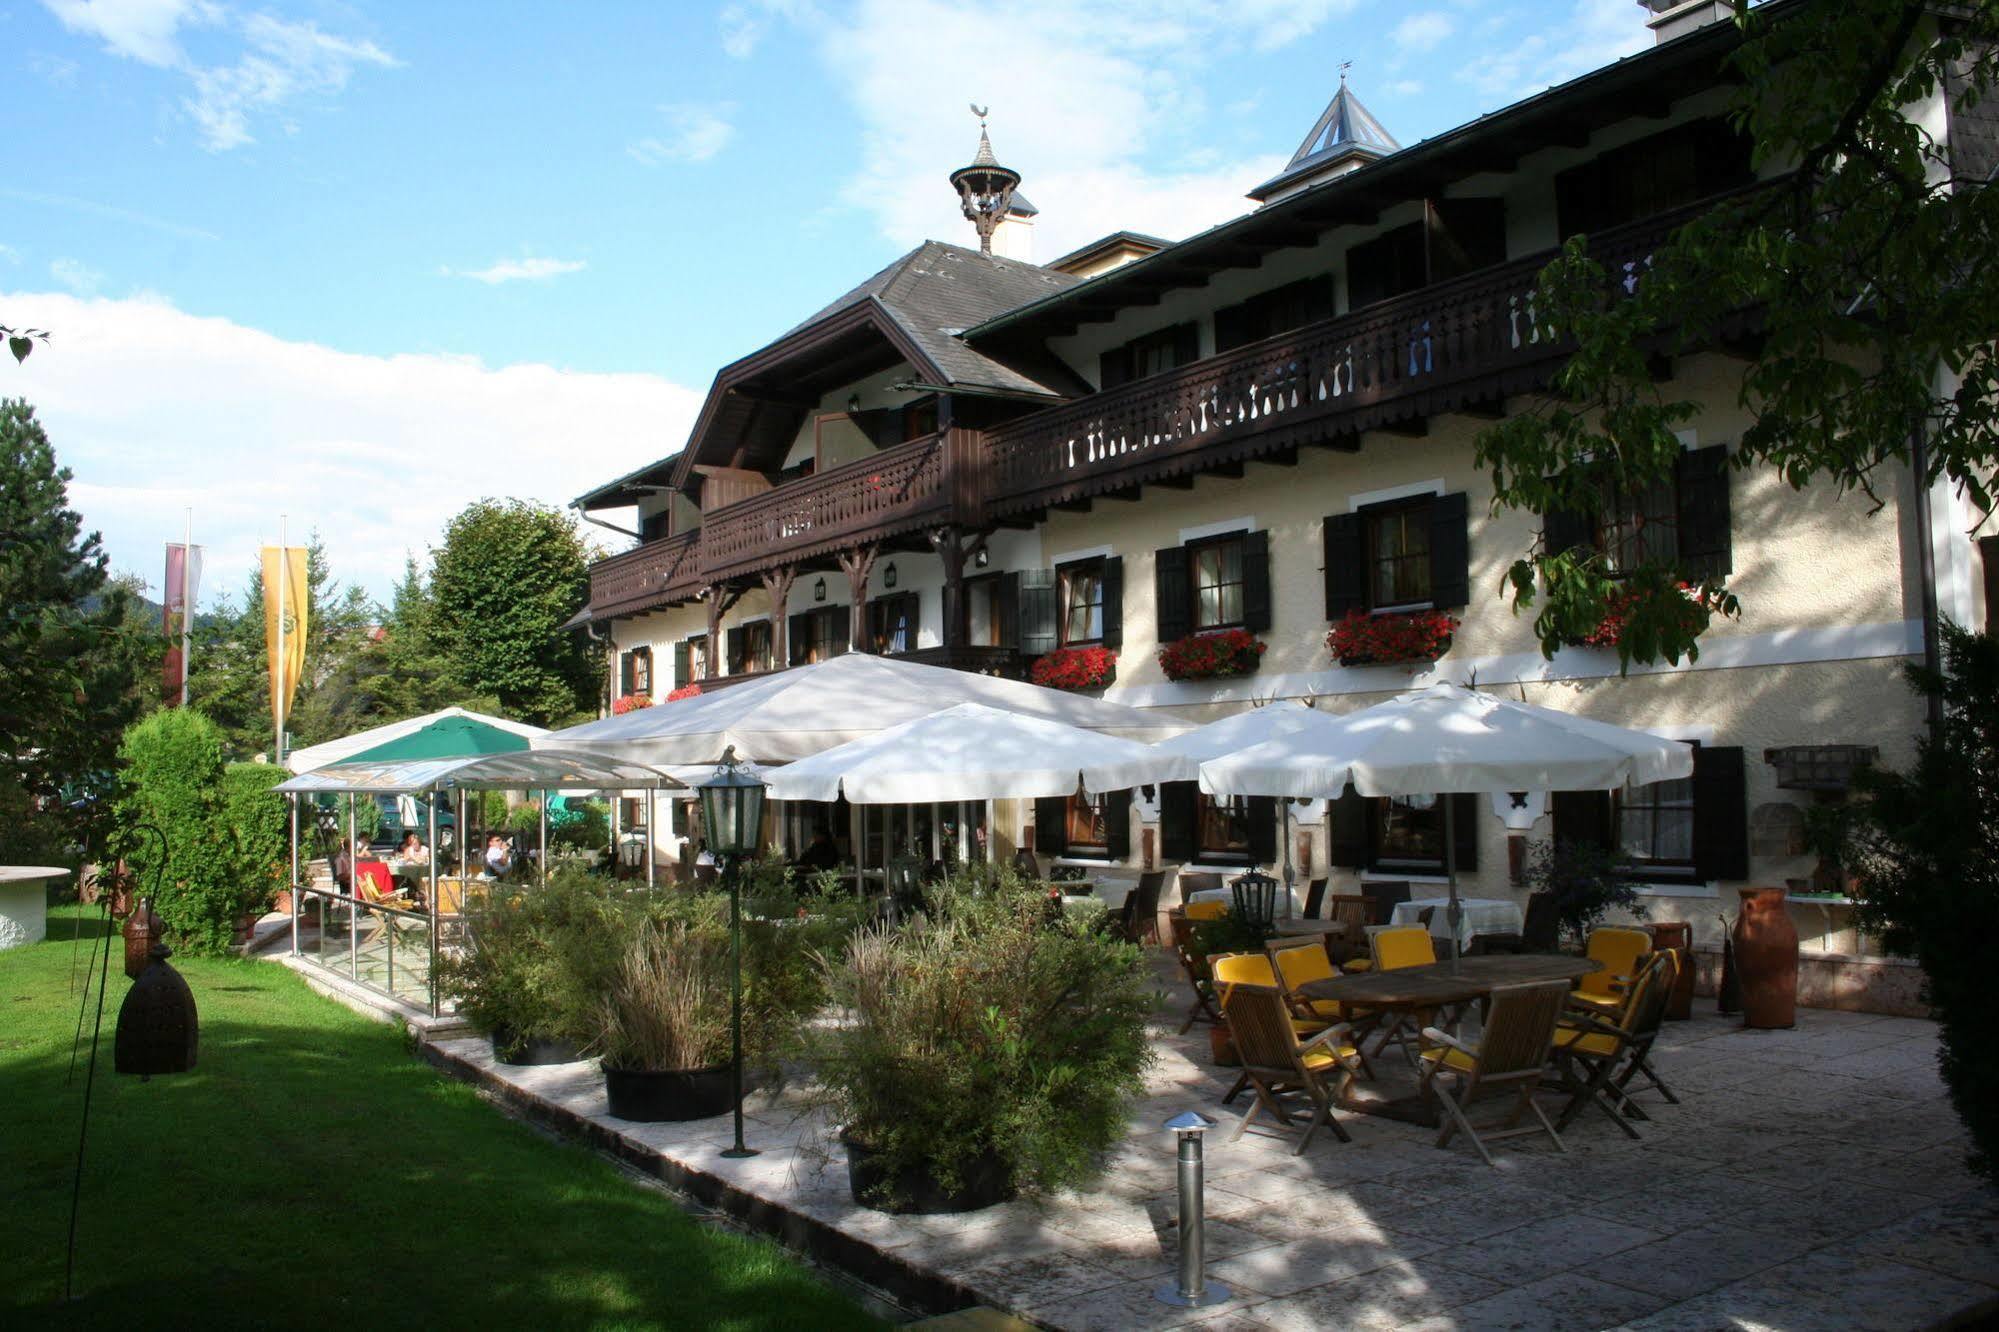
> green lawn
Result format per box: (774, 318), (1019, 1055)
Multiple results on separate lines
(1, 908), (884, 1331)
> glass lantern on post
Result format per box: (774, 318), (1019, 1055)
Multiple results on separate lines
(696, 746), (766, 1159)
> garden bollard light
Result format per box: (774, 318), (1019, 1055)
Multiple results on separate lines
(1155, 1111), (1230, 1309)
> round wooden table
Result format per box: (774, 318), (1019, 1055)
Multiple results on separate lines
(1300, 954), (1601, 1008)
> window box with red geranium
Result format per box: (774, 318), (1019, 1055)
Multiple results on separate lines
(664, 683), (702, 703)
(612, 693), (655, 715)
(1327, 609), (1457, 667)
(1157, 629), (1266, 682)
(1030, 645), (1118, 691)
(1575, 582), (1720, 651)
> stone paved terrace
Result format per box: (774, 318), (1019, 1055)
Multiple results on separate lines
(420, 966), (1999, 1331)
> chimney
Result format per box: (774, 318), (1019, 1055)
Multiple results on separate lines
(1637, 0), (1731, 45)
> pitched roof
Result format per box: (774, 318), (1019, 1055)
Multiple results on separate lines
(1248, 77), (1400, 201)
(783, 239), (1082, 395)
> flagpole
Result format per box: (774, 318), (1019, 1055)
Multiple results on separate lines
(180, 507), (193, 708)
(276, 515), (288, 766)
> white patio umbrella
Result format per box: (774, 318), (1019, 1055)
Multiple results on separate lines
(538, 652), (1188, 767)
(765, 702), (1197, 804)
(1198, 682), (1694, 967)
(1155, 700), (1359, 916)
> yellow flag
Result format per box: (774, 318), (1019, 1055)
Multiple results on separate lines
(261, 545), (309, 729)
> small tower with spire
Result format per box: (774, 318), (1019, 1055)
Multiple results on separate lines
(951, 107), (1023, 256)
(1248, 66), (1400, 205)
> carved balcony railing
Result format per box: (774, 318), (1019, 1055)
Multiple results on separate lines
(589, 530), (702, 618)
(699, 430), (972, 582)
(980, 197), (1730, 519)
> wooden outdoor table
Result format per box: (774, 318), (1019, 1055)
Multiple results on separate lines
(1300, 953), (1599, 1008)
(1297, 954), (1603, 1126)
(1270, 919), (1348, 940)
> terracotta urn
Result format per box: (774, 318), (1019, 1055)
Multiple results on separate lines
(1732, 888), (1798, 1029)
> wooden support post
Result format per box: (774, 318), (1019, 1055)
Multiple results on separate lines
(702, 583), (745, 679)
(760, 566), (796, 668)
(837, 546), (879, 653)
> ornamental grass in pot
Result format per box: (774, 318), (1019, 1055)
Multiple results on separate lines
(593, 912), (738, 1122)
(807, 869), (1156, 1214)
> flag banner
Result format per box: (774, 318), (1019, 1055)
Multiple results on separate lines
(163, 542), (203, 706)
(162, 645), (184, 704)
(261, 545), (309, 729)
(163, 544), (184, 637)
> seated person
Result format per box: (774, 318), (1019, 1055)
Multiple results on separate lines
(396, 831), (428, 865)
(482, 832), (515, 879)
(330, 839), (356, 892)
(791, 827), (841, 875)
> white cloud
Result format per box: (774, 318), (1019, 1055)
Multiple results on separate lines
(0, 243), (19, 265)
(2, 290), (701, 603)
(1391, 12), (1453, 53)
(41, 0), (396, 151)
(1389, 79), (1425, 97)
(446, 256), (589, 285)
(49, 257), (105, 294)
(806, 0), (1358, 258)
(1458, 0), (1647, 104)
(627, 104), (737, 166)
(718, 2), (766, 58)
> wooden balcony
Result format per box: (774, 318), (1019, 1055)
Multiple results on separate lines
(589, 530), (702, 619)
(979, 200), (1718, 519)
(698, 430), (978, 583)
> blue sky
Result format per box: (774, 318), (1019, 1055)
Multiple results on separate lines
(3, 0), (1649, 602)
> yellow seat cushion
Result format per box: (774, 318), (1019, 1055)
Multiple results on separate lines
(1342, 958), (1374, 973)
(1185, 900), (1228, 921)
(1553, 1025), (1620, 1059)
(1568, 991), (1625, 1013)
(1418, 1044), (1480, 1074)
(1299, 1045), (1360, 1071)
(1302, 998), (1347, 1021)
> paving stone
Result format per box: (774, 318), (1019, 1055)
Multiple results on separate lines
(1847, 1192), (1999, 1290)
(957, 1242), (1129, 1310)
(1368, 1182), (1578, 1246)
(1017, 1275), (1266, 1331)
(1424, 1211), (1660, 1287)
(1590, 1222), (1813, 1301)
(1203, 1227), (1441, 1298)
(1244, 1259), (1504, 1331)
(1410, 1272), (1673, 1331)
(1611, 1250), (1994, 1332)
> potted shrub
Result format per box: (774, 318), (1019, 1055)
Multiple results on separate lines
(1327, 609), (1457, 667)
(1573, 582), (1720, 651)
(1523, 839), (1645, 948)
(807, 870), (1155, 1214)
(1158, 628), (1267, 682)
(435, 869), (613, 1065)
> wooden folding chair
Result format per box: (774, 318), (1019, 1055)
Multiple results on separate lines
(1268, 941), (1375, 1081)
(1367, 925), (1440, 1062)
(1323, 894), (1373, 970)
(1169, 913), (1222, 1034)
(1418, 979), (1570, 1166)
(1300, 877), (1328, 920)
(1551, 951), (1675, 1138)
(1610, 950), (1683, 1113)
(1220, 981), (1361, 1154)
(1570, 926), (1652, 1015)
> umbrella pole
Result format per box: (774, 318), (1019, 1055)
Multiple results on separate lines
(1280, 800), (1295, 920)
(646, 789), (656, 890)
(538, 788), (549, 885)
(1442, 795), (1462, 975)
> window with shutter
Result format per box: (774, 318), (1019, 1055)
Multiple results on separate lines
(1346, 222), (1427, 310)
(1057, 557), (1106, 646)
(1033, 797), (1067, 856)
(1691, 744), (1750, 881)
(1368, 794), (1448, 871)
(1195, 794), (1252, 860)
(787, 612), (811, 667)
(1327, 788), (1368, 869)
(672, 640), (691, 689)
(1428, 493), (1471, 610)
(1323, 513), (1366, 619)
(1017, 569), (1058, 654)
(1676, 444), (1733, 580)
(1188, 534), (1246, 631)
(1551, 789), (1614, 852)
(725, 626), (746, 676)
(1154, 546), (1192, 644)
(1213, 276), (1335, 353)
(1241, 530), (1272, 633)
(1363, 500), (1435, 609)
(1064, 791), (1109, 854)
(867, 593), (918, 654)
(1158, 781), (1198, 863)
(965, 574), (1005, 648)
(1248, 796), (1279, 865)
(1545, 445), (1731, 584)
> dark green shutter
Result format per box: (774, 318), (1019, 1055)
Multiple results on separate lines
(1676, 444), (1733, 580)
(828, 607), (851, 657)
(725, 626), (745, 675)
(1551, 790), (1614, 851)
(1449, 793), (1479, 872)
(1692, 745), (1750, 880)
(1428, 492), (1471, 609)
(1104, 789), (1132, 861)
(1034, 797), (1067, 855)
(1155, 545), (1191, 644)
(1327, 788), (1368, 869)
(1100, 556), (1124, 649)
(1241, 530), (1272, 633)
(788, 613), (811, 666)
(672, 641), (691, 689)
(1159, 781), (1197, 862)
(619, 651), (636, 696)
(1099, 346), (1133, 391)
(998, 572), (1021, 648)
(1214, 303), (1248, 355)
(1171, 323), (1200, 368)
(1323, 514), (1366, 618)
(1017, 569), (1058, 654)
(1247, 797), (1278, 864)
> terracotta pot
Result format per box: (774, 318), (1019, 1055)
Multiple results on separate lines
(1732, 888), (1799, 1029)
(1208, 1023), (1240, 1067)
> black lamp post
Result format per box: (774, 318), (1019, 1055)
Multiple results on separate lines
(697, 745), (766, 1159)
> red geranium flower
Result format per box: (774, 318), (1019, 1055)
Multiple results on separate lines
(1157, 629), (1267, 682)
(1327, 609), (1457, 667)
(1030, 646), (1118, 691)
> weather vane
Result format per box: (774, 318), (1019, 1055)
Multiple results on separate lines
(1339, 60), (1352, 84)
(970, 103), (988, 127)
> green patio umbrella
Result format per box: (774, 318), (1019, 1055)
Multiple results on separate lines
(343, 715), (533, 764)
